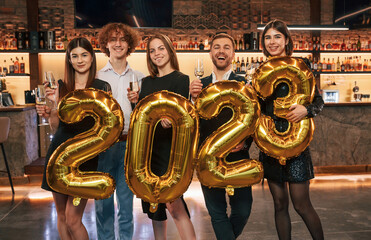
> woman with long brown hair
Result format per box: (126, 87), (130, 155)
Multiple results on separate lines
(127, 34), (196, 240)
(36, 37), (111, 240)
(259, 20), (324, 240)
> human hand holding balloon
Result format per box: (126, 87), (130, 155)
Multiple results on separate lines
(286, 104), (307, 123)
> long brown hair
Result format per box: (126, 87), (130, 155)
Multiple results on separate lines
(60, 37), (97, 98)
(261, 19), (294, 57)
(146, 34), (179, 78)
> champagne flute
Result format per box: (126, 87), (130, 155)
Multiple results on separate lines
(36, 84), (49, 126)
(45, 71), (57, 89)
(129, 74), (139, 92)
(245, 62), (255, 85)
(194, 58), (204, 79)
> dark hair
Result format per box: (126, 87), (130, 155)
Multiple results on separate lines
(210, 33), (235, 50)
(146, 34), (179, 78)
(60, 37), (96, 98)
(261, 19), (293, 57)
(99, 22), (140, 57)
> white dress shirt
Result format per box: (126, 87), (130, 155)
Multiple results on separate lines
(97, 61), (144, 134)
(211, 69), (232, 83)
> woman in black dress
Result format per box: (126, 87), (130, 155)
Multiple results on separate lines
(36, 37), (111, 240)
(259, 20), (324, 240)
(127, 34), (196, 240)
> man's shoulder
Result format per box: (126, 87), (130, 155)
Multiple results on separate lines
(200, 75), (212, 85)
(229, 72), (246, 82)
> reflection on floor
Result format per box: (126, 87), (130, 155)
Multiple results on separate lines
(0, 174), (371, 240)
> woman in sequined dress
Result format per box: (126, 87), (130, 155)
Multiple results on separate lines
(259, 20), (324, 240)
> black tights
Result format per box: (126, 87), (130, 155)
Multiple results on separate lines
(268, 180), (324, 240)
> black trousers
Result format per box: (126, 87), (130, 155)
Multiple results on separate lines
(201, 184), (253, 240)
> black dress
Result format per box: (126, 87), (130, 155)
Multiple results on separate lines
(41, 79), (112, 192)
(138, 71), (191, 221)
(258, 58), (324, 183)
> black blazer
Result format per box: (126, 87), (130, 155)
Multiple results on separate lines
(199, 72), (253, 162)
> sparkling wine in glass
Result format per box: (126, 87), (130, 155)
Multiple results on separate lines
(45, 71), (57, 89)
(129, 74), (139, 92)
(194, 58), (204, 79)
(36, 85), (48, 126)
(245, 62), (255, 85)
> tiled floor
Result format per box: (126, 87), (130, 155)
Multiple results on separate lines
(0, 174), (370, 240)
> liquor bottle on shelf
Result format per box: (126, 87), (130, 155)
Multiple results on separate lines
(14, 57), (19, 74)
(20, 57), (25, 74)
(325, 41), (332, 51)
(232, 57), (237, 72)
(90, 33), (96, 49)
(363, 59), (368, 71)
(316, 37), (321, 51)
(327, 58), (332, 71)
(39, 32), (45, 49)
(11, 34), (17, 50)
(322, 58), (327, 71)
(188, 38), (194, 50)
(199, 39), (205, 50)
(317, 58), (322, 71)
(55, 36), (64, 50)
(341, 39), (346, 51)
(241, 57), (246, 72)
(356, 36), (361, 51)
(2, 60), (7, 75)
(9, 59), (14, 74)
(309, 37), (314, 51)
(236, 57), (241, 72)
(313, 57), (318, 71)
(17, 32), (23, 50)
(238, 37), (243, 50)
(331, 58), (336, 71)
(332, 39), (340, 50)
(0, 35), (3, 50)
(234, 38), (238, 51)
(24, 32), (30, 49)
(341, 60), (345, 72)
(194, 37), (199, 50)
(95, 32), (100, 49)
(336, 57), (341, 72)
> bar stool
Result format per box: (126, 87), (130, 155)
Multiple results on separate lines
(0, 117), (14, 195)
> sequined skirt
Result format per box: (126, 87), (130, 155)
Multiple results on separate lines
(259, 148), (314, 183)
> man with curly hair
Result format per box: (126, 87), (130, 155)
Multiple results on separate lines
(95, 22), (144, 240)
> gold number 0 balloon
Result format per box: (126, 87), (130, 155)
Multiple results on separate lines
(195, 81), (263, 196)
(47, 89), (124, 205)
(125, 91), (199, 212)
(252, 56), (315, 165)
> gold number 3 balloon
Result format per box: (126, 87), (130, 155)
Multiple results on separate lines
(195, 81), (264, 195)
(125, 91), (199, 212)
(47, 89), (124, 205)
(252, 56), (315, 165)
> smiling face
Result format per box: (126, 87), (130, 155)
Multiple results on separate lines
(106, 31), (129, 60)
(70, 46), (93, 74)
(263, 28), (288, 57)
(149, 38), (170, 69)
(210, 37), (235, 71)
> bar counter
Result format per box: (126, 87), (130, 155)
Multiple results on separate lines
(0, 105), (38, 177)
(310, 103), (370, 167)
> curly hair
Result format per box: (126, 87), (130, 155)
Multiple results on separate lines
(98, 23), (140, 57)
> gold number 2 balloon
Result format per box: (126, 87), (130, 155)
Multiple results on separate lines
(47, 89), (124, 205)
(125, 91), (199, 212)
(195, 81), (263, 196)
(252, 56), (315, 165)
